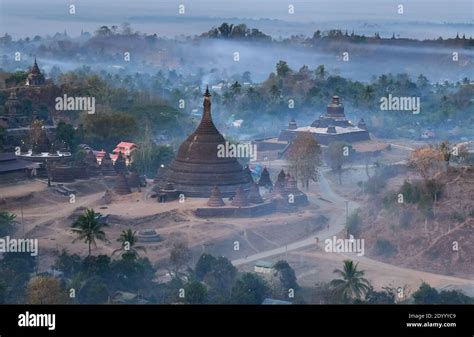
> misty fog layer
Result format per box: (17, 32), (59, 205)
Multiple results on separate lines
(1, 0), (472, 39)
(1, 37), (472, 83)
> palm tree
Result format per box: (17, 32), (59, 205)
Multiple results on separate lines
(330, 260), (370, 303)
(0, 211), (16, 236)
(113, 228), (146, 258)
(71, 209), (108, 257)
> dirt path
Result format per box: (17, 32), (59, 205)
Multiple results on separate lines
(233, 171), (474, 295)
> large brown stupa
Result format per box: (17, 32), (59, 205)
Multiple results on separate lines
(159, 87), (253, 197)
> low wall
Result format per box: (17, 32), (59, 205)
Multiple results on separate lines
(195, 201), (276, 218)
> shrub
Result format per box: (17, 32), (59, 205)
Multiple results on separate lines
(374, 239), (397, 257)
(450, 212), (465, 223)
(469, 209), (474, 218)
(346, 212), (362, 236)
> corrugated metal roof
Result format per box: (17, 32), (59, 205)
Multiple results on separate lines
(0, 153), (16, 161)
(0, 155), (40, 173)
(255, 260), (274, 268)
(262, 298), (292, 305)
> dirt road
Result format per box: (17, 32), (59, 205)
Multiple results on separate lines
(232, 171), (474, 296)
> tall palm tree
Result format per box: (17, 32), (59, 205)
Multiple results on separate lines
(330, 260), (370, 303)
(71, 209), (108, 257)
(0, 211), (16, 236)
(113, 228), (146, 258)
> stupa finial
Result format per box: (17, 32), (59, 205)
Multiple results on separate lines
(204, 85), (211, 97)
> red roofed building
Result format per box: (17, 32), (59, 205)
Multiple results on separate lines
(93, 142), (136, 166)
(94, 150), (107, 165)
(113, 142), (137, 165)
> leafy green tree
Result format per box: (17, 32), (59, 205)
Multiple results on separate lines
(184, 281), (208, 304)
(360, 286), (396, 304)
(81, 254), (111, 277)
(327, 141), (349, 184)
(276, 60), (291, 77)
(345, 212), (362, 237)
(169, 241), (191, 279)
(438, 289), (474, 304)
(217, 22), (234, 38)
(132, 141), (174, 178)
(110, 255), (154, 291)
(231, 273), (270, 304)
(374, 239), (397, 257)
(194, 254), (237, 302)
(54, 250), (82, 277)
(0, 252), (37, 303)
(95, 25), (112, 37)
(77, 277), (109, 304)
(194, 253), (217, 281)
(408, 282), (473, 304)
(412, 282), (439, 304)
(71, 209), (108, 257)
(273, 260), (299, 291)
(5, 71), (28, 87)
(330, 260), (371, 303)
(55, 121), (77, 151)
(286, 132), (322, 190)
(83, 112), (136, 150)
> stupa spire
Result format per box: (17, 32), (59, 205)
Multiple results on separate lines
(195, 86), (219, 134)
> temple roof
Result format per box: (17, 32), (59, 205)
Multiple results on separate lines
(30, 58), (41, 74)
(0, 153), (39, 173)
(161, 87), (253, 197)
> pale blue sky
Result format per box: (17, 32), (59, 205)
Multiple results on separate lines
(1, 0), (472, 38)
